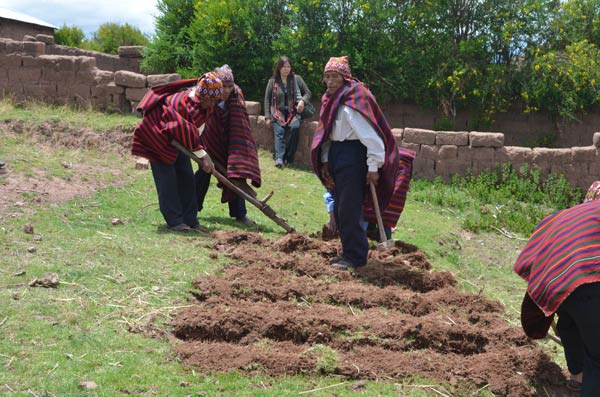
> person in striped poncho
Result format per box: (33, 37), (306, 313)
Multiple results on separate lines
(311, 56), (415, 270)
(515, 184), (600, 395)
(131, 73), (223, 232)
(195, 65), (261, 227)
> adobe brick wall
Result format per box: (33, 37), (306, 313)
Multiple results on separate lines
(245, 102), (600, 191)
(0, 36), (176, 112)
(2, 35), (599, 191)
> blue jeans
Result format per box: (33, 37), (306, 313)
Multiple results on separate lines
(272, 118), (301, 163)
(150, 151), (199, 228)
(556, 282), (600, 396)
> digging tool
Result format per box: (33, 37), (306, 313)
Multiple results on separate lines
(369, 181), (394, 250)
(171, 139), (295, 233)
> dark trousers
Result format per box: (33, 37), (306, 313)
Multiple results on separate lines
(273, 117), (301, 163)
(329, 140), (369, 266)
(556, 282), (600, 396)
(150, 151), (198, 228)
(195, 169), (246, 219)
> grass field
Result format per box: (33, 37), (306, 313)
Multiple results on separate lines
(0, 102), (568, 396)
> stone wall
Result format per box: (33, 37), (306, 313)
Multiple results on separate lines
(0, 36), (175, 113)
(245, 102), (600, 191)
(2, 34), (599, 191)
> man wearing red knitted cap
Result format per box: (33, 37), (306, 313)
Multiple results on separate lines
(132, 73), (223, 232)
(311, 56), (415, 269)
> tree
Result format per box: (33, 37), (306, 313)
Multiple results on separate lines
(87, 23), (149, 54)
(141, 0), (197, 74)
(54, 24), (85, 48)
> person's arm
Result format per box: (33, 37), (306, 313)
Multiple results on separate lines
(264, 79), (273, 119)
(345, 107), (385, 173)
(296, 75), (311, 103)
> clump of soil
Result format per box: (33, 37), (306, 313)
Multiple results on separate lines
(172, 231), (574, 397)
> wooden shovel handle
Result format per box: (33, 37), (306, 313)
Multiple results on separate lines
(369, 182), (387, 243)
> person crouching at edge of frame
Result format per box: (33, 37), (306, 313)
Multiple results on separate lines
(515, 181), (600, 396)
(310, 55), (416, 270)
(131, 72), (223, 233)
(195, 64), (262, 228)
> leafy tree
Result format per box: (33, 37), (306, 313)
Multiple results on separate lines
(54, 24), (85, 47)
(141, 0), (197, 74)
(187, 0), (286, 98)
(87, 23), (149, 54)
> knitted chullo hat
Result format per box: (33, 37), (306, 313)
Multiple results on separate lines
(323, 56), (352, 80)
(215, 64), (234, 84)
(196, 72), (223, 100)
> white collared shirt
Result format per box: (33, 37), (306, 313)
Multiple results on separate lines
(321, 105), (385, 172)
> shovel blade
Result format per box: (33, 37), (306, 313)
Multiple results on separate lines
(376, 239), (395, 251)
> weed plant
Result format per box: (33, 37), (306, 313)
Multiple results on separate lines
(410, 163), (584, 236)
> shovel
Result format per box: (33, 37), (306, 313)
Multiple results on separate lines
(171, 139), (295, 234)
(369, 181), (394, 250)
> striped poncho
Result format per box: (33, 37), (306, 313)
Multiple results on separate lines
(514, 200), (600, 316)
(201, 85), (261, 203)
(311, 81), (415, 227)
(131, 79), (211, 164)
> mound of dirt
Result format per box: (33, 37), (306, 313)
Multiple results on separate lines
(171, 231), (574, 397)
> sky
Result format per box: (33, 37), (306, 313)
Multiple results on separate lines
(1, 0), (158, 37)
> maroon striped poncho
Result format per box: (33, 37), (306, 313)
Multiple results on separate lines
(311, 81), (415, 227)
(514, 200), (600, 316)
(201, 85), (261, 203)
(131, 79), (212, 164)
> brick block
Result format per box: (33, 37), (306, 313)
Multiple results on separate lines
(572, 146), (598, 163)
(22, 41), (45, 57)
(420, 144), (438, 160)
(126, 87), (148, 101)
(147, 73), (181, 87)
(114, 70), (147, 88)
(35, 34), (55, 45)
(0, 54), (23, 68)
(436, 131), (469, 146)
(438, 145), (458, 159)
(8, 67), (42, 81)
(391, 128), (404, 141)
(470, 131), (504, 148)
(246, 101), (261, 116)
(403, 127), (436, 145)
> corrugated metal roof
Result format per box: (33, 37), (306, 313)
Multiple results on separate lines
(0, 7), (57, 29)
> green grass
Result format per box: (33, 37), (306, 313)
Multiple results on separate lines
(0, 100), (569, 396)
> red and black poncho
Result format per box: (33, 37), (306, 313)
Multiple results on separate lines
(201, 85), (262, 202)
(514, 200), (600, 316)
(311, 81), (415, 227)
(131, 79), (212, 164)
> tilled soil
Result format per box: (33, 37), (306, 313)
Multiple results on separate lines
(172, 231), (574, 397)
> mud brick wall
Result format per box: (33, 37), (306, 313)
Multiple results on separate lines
(245, 102), (600, 191)
(0, 36), (178, 113)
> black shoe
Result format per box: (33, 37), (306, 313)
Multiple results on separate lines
(169, 223), (191, 232)
(190, 223), (209, 233)
(275, 159), (284, 168)
(0, 161), (5, 168)
(329, 256), (344, 264)
(236, 216), (256, 227)
(331, 258), (364, 270)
